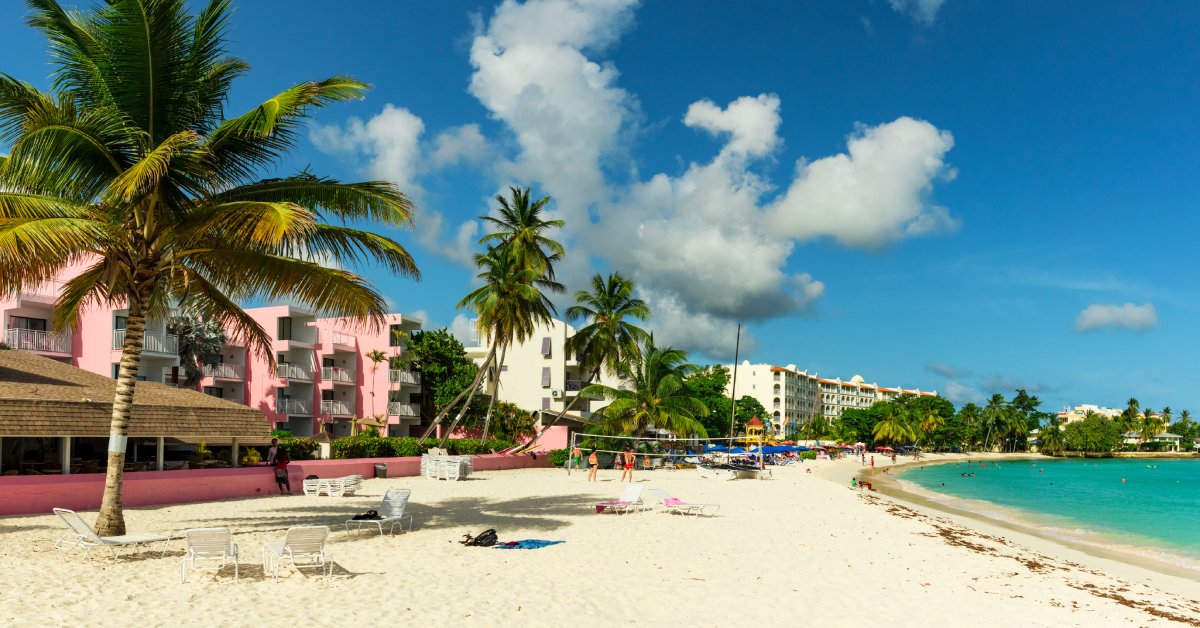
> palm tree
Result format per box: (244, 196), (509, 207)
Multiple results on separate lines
(1118, 397), (1141, 434)
(479, 186), (564, 279)
(0, 1), (417, 535)
(981, 394), (1009, 451)
(871, 402), (914, 445)
(1139, 411), (1166, 448)
(521, 272), (649, 450)
(957, 403), (982, 450)
(581, 337), (709, 438)
(918, 405), (945, 445)
(444, 247), (560, 447)
(365, 349), (388, 433)
(1038, 417), (1065, 455)
(1162, 406), (1173, 425)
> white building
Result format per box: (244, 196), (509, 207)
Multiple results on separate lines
(727, 361), (937, 437)
(1056, 404), (1123, 425)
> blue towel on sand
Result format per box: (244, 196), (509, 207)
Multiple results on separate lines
(494, 540), (564, 550)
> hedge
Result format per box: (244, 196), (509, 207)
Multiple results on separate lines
(279, 437), (318, 460)
(329, 435), (516, 459)
(548, 448), (569, 467)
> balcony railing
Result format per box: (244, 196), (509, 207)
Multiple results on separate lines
(321, 399), (353, 416)
(324, 330), (356, 349)
(113, 329), (178, 354)
(276, 399), (311, 415)
(388, 369), (421, 385)
(278, 363), (313, 381)
(203, 363), (243, 380)
(4, 328), (71, 354)
(321, 366), (355, 384)
(564, 379), (588, 392)
(388, 402), (419, 417)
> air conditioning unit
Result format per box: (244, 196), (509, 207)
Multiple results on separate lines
(551, 389), (563, 399)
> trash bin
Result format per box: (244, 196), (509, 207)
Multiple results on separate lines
(374, 463), (388, 479)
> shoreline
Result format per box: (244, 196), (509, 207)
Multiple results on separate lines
(841, 453), (1200, 596)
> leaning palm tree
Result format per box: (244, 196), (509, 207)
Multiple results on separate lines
(918, 405), (945, 445)
(581, 337), (708, 439)
(0, 0), (417, 535)
(981, 394), (1010, 451)
(520, 272), (649, 450)
(871, 402), (913, 445)
(479, 186), (564, 279)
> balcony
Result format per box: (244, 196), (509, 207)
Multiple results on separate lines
(564, 379), (588, 392)
(388, 369), (421, 386)
(388, 402), (420, 418)
(4, 328), (72, 355)
(324, 331), (356, 351)
(321, 399), (353, 416)
(113, 330), (178, 355)
(203, 363), (243, 380)
(276, 399), (311, 415)
(321, 366), (356, 385)
(278, 363), (313, 382)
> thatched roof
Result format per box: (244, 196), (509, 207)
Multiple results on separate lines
(0, 350), (270, 439)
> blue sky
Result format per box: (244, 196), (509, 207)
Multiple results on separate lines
(2, 1), (1198, 413)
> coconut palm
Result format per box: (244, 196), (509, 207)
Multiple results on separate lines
(581, 337), (709, 439)
(918, 405), (945, 444)
(0, 1), (418, 535)
(981, 394), (1011, 451)
(365, 348), (388, 430)
(957, 403), (982, 450)
(1038, 418), (1065, 455)
(479, 186), (565, 280)
(872, 402), (914, 445)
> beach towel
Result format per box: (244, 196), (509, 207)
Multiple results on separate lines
(494, 540), (564, 550)
(594, 501), (629, 514)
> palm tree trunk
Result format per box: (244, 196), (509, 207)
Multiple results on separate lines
(433, 346), (496, 447)
(417, 346), (495, 444)
(93, 300), (148, 536)
(519, 366), (600, 452)
(477, 346), (507, 449)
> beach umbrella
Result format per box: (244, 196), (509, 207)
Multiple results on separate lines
(794, 446), (809, 451)
(839, 444), (853, 449)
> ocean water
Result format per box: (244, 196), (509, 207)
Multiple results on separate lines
(899, 458), (1200, 569)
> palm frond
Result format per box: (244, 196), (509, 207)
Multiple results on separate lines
(208, 175), (414, 226)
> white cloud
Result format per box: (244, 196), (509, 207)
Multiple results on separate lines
(450, 314), (478, 344)
(683, 94), (782, 159)
(943, 380), (981, 405)
(415, 210), (479, 267)
(405, 309), (429, 325)
(889, 0), (947, 25)
(640, 289), (758, 359)
(310, 104), (426, 195)
(927, 361), (967, 378)
(1075, 302), (1158, 332)
(766, 117), (957, 249)
(430, 124), (491, 168)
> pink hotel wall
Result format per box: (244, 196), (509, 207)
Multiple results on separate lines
(0, 453), (551, 517)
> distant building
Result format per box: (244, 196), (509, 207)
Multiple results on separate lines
(1056, 404), (1122, 425)
(725, 361), (936, 437)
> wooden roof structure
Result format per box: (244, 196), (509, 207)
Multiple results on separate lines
(0, 350), (270, 439)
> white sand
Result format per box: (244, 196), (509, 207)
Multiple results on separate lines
(3, 457), (1199, 627)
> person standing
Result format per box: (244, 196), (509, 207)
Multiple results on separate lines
(620, 448), (635, 482)
(586, 449), (599, 481)
(266, 438), (280, 465)
(274, 450), (292, 495)
(571, 445), (583, 469)
(870, 455), (875, 468)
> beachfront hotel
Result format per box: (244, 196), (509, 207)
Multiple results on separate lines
(726, 361), (937, 436)
(0, 260), (425, 438)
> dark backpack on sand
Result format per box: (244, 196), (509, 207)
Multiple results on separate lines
(460, 529), (498, 547)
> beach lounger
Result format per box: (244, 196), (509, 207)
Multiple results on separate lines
(594, 484), (647, 514)
(52, 508), (169, 562)
(345, 488), (414, 536)
(646, 489), (720, 517)
(262, 526), (331, 581)
(180, 527), (238, 583)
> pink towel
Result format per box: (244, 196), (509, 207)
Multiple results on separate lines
(663, 498), (686, 506)
(595, 500), (629, 514)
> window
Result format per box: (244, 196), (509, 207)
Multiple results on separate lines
(540, 336), (552, 356)
(114, 316), (127, 330)
(203, 386), (223, 399)
(323, 357), (335, 367)
(389, 324), (406, 347)
(111, 363), (120, 379)
(276, 386), (288, 400)
(277, 317), (293, 340)
(541, 367), (551, 387)
(542, 397), (551, 410)
(322, 390), (334, 401)
(11, 316), (47, 331)
(277, 352), (288, 365)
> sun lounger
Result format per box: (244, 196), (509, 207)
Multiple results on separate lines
(594, 484), (647, 514)
(646, 489), (720, 517)
(52, 508), (170, 561)
(180, 527), (238, 583)
(345, 488), (414, 536)
(302, 475), (363, 497)
(262, 526), (331, 581)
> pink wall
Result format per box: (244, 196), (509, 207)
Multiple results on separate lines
(0, 453), (550, 516)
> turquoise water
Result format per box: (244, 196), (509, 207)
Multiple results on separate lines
(900, 458), (1200, 568)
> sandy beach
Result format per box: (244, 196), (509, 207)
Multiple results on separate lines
(3, 456), (1199, 627)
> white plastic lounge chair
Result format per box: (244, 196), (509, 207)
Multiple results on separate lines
(646, 488), (720, 517)
(302, 478), (322, 496)
(52, 508), (169, 561)
(180, 527), (238, 582)
(594, 484), (646, 514)
(345, 488), (414, 536)
(262, 526), (331, 581)
(340, 475), (363, 496)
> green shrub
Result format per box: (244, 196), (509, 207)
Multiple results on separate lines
(799, 450), (817, 460)
(328, 435), (515, 459)
(549, 448), (570, 467)
(279, 437), (318, 460)
(271, 429), (293, 439)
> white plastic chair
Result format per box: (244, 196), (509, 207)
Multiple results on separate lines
(646, 488), (720, 517)
(594, 484), (647, 514)
(181, 527), (238, 582)
(345, 489), (414, 536)
(262, 526), (331, 581)
(52, 508), (170, 562)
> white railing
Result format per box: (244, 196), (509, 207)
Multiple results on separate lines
(113, 329), (178, 354)
(388, 369), (421, 385)
(276, 399), (311, 415)
(321, 399), (352, 416)
(388, 402), (420, 417)
(4, 328), (71, 354)
(321, 366), (355, 383)
(203, 363), (243, 379)
(326, 331), (356, 348)
(278, 363), (313, 381)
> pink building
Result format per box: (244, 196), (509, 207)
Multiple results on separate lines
(1, 263), (425, 437)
